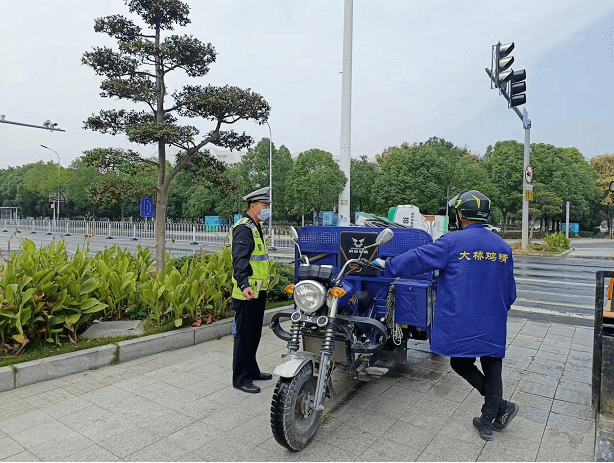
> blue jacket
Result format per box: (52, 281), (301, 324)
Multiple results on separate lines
(385, 224), (516, 358)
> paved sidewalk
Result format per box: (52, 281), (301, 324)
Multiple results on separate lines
(0, 317), (596, 462)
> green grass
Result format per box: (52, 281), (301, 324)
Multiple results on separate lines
(0, 334), (139, 369)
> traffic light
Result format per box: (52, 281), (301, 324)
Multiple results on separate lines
(494, 42), (515, 88)
(561, 202), (567, 216)
(510, 69), (527, 107)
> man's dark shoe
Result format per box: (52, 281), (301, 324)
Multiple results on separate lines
(236, 383), (261, 394)
(473, 417), (493, 441)
(255, 372), (273, 381)
(493, 402), (519, 431)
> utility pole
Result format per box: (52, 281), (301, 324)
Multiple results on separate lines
(41, 145), (61, 221)
(486, 41), (530, 249)
(338, 0), (353, 226)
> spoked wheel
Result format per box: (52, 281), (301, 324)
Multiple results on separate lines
(270, 362), (322, 451)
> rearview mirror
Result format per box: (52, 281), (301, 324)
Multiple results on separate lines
(376, 228), (394, 246)
(289, 226), (299, 242)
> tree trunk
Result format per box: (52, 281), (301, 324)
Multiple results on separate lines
(502, 211), (508, 233)
(154, 23), (167, 271)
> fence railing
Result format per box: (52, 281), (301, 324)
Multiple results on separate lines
(0, 219), (294, 249)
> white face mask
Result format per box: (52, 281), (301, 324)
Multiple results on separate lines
(255, 204), (271, 221)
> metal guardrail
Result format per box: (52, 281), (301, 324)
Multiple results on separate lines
(0, 219), (295, 249)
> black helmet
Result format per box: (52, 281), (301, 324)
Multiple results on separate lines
(454, 190), (491, 222)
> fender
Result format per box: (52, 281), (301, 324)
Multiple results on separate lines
(273, 352), (318, 378)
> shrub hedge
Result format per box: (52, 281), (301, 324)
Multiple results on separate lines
(0, 239), (287, 353)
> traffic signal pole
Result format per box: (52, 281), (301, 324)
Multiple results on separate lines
(522, 124), (531, 249)
(485, 45), (530, 250)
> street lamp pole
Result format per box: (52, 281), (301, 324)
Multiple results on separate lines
(266, 121), (273, 243)
(41, 145), (61, 221)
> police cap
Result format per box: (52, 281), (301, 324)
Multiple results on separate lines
(243, 186), (271, 204)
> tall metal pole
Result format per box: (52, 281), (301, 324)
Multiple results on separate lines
(565, 200), (570, 239)
(521, 125), (530, 249)
(266, 121), (273, 242)
(41, 145), (61, 221)
(338, 0), (353, 226)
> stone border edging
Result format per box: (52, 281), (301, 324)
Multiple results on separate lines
(0, 305), (294, 393)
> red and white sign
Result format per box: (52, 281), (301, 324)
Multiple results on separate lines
(525, 165), (533, 184)
(98, 166), (108, 176)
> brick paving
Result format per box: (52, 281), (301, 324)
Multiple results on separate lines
(0, 317), (596, 462)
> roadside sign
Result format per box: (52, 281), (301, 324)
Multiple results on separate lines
(524, 189), (534, 201)
(523, 109), (529, 129)
(98, 166), (108, 176)
(525, 165), (533, 184)
(140, 198), (153, 218)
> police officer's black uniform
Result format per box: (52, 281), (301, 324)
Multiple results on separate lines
(231, 187), (273, 394)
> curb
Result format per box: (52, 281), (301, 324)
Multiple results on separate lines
(0, 305), (293, 393)
(595, 413), (614, 462)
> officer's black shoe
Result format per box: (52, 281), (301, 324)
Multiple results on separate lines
(473, 417), (494, 441)
(493, 402), (519, 432)
(236, 383), (261, 394)
(255, 372), (273, 381)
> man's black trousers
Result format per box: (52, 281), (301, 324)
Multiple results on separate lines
(232, 292), (266, 388)
(450, 356), (504, 422)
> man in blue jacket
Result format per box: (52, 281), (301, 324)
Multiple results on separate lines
(375, 190), (518, 441)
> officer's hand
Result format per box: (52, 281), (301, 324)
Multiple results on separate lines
(372, 258), (386, 270)
(242, 287), (255, 300)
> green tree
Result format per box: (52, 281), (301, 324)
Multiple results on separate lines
(0, 164), (49, 218)
(481, 141), (524, 232)
(285, 149), (346, 223)
(80, 0), (270, 269)
(372, 138), (469, 216)
(529, 183), (562, 232)
(212, 164), (248, 219)
(350, 156), (379, 216)
(530, 144), (600, 229)
(234, 139), (294, 222)
(590, 154), (614, 207)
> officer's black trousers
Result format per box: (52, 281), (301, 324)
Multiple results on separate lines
(450, 356), (505, 422)
(232, 292), (266, 388)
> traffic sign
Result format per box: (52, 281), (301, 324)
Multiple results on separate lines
(98, 166), (108, 176)
(525, 165), (533, 184)
(524, 189), (534, 201)
(140, 198), (154, 218)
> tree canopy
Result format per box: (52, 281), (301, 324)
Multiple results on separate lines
(284, 149), (346, 220)
(81, 0), (270, 268)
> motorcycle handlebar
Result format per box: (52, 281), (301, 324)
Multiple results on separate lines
(334, 258), (380, 285)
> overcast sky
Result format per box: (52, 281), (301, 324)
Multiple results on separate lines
(1, 0), (613, 171)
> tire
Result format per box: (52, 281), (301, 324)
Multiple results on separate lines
(270, 362), (322, 451)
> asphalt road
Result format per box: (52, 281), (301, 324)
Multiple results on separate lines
(2, 231), (608, 327)
(510, 255), (605, 327)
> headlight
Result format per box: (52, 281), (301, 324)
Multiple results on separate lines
(294, 280), (326, 314)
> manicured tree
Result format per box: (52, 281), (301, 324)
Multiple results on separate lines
(81, 0), (270, 269)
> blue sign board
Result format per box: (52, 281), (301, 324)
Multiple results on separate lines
(140, 198), (154, 218)
(561, 222), (579, 234)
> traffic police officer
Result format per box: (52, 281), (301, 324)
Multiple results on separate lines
(231, 187), (273, 393)
(374, 190), (518, 441)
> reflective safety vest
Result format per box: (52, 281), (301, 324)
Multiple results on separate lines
(231, 217), (270, 299)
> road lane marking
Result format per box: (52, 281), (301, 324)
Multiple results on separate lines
(510, 305), (594, 321)
(514, 277), (594, 287)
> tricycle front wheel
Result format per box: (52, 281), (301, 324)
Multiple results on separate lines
(270, 362), (322, 451)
